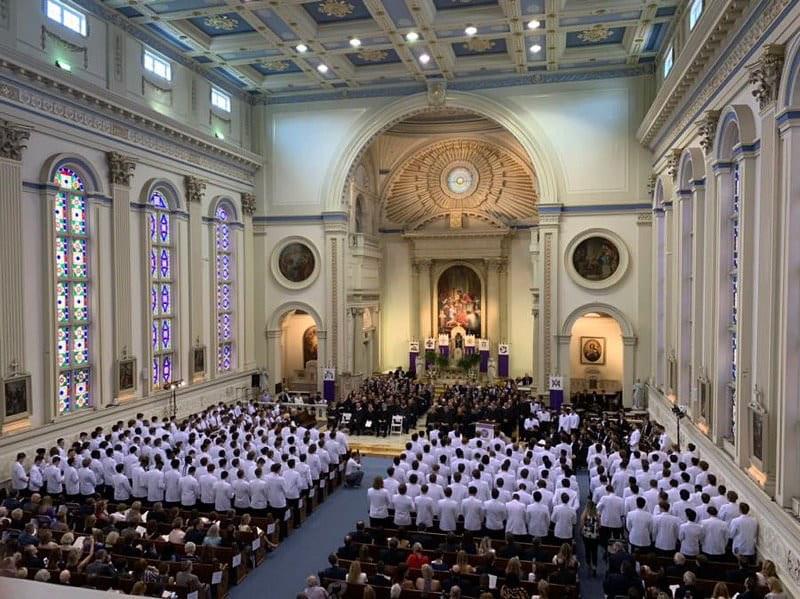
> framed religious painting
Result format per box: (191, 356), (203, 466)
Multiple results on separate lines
(192, 345), (206, 376)
(271, 237), (321, 290)
(3, 373), (31, 423)
(580, 336), (606, 365)
(565, 229), (630, 290)
(117, 357), (137, 395)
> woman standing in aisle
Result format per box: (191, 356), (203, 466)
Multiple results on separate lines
(580, 500), (600, 576)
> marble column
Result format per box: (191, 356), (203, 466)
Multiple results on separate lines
(0, 121), (29, 427)
(775, 114), (800, 508)
(675, 191), (692, 406)
(416, 259), (432, 339)
(636, 212), (653, 391)
(106, 152), (136, 387)
(498, 258), (509, 343)
(352, 308), (364, 375)
(241, 193), (256, 370)
(529, 229), (542, 391)
(345, 308), (355, 373)
(486, 258), (500, 348)
(410, 259), (420, 340)
(538, 214), (560, 380)
(622, 336), (637, 408)
(185, 176), (207, 372)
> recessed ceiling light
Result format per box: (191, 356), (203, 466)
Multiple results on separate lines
(527, 19), (541, 30)
(419, 53), (431, 64)
(295, 43), (308, 53)
(317, 63), (329, 73)
(405, 31), (419, 42)
(530, 44), (542, 53)
(465, 25), (477, 36)
(349, 37), (361, 48)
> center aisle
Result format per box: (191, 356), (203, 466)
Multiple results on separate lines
(232, 456), (390, 599)
(576, 469), (604, 598)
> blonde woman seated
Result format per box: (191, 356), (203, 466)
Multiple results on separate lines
(347, 560), (367, 584)
(551, 543), (579, 570)
(477, 536), (494, 557)
(532, 580), (550, 599)
(712, 581), (731, 599)
(415, 564), (442, 596)
(456, 549), (475, 574)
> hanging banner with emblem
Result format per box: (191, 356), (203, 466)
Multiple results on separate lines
(478, 338), (490, 373)
(322, 368), (336, 402)
(548, 375), (564, 412)
(465, 335), (476, 355)
(498, 343), (510, 378)
(408, 341), (420, 376)
(438, 334), (450, 359)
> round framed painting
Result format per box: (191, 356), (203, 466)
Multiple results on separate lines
(271, 237), (321, 290)
(565, 229), (629, 290)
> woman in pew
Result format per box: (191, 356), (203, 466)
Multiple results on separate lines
(202, 523), (221, 546)
(456, 549), (475, 574)
(712, 581), (731, 598)
(346, 559), (367, 584)
(499, 572), (527, 599)
(766, 577), (787, 599)
(415, 563), (441, 596)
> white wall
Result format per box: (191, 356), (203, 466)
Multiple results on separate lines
(569, 316), (623, 384)
(281, 312), (316, 378)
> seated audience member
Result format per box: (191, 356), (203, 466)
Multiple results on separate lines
(346, 560), (367, 584)
(319, 553), (347, 581)
(415, 564), (442, 595)
(499, 572), (527, 599)
(674, 571), (699, 599)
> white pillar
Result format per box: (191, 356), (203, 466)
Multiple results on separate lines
(486, 259), (500, 348)
(241, 193), (256, 371)
(185, 177), (206, 375)
(622, 336), (637, 408)
(417, 259), (432, 339)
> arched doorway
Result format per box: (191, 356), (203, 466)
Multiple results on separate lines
(558, 304), (636, 407)
(266, 303), (325, 394)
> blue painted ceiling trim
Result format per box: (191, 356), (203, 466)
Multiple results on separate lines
(253, 215), (324, 223)
(539, 202), (652, 214)
(776, 109), (800, 125)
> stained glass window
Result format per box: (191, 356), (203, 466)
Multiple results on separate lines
(726, 163), (741, 443)
(148, 190), (175, 388)
(216, 205), (235, 372)
(54, 166), (90, 415)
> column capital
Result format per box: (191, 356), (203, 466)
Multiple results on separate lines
(185, 175), (207, 203)
(697, 110), (721, 155)
(413, 258), (432, 271)
(647, 174), (657, 198)
(0, 120), (31, 161)
(107, 151), (136, 186)
(747, 44), (785, 112)
(666, 148), (683, 182)
(637, 212), (653, 226)
(240, 192), (256, 216)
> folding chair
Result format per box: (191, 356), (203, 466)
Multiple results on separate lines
(390, 415), (404, 436)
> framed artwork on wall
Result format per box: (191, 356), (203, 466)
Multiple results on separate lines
(271, 236), (321, 290)
(192, 345), (206, 376)
(580, 336), (606, 365)
(117, 357), (137, 395)
(3, 374), (31, 422)
(564, 229), (630, 290)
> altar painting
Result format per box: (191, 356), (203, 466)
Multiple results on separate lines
(437, 265), (481, 336)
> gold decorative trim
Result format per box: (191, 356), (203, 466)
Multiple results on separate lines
(41, 26), (88, 69)
(203, 15), (239, 32)
(577, 25), (613, 44)
(463, 38), (496, 53)
(357, 49), (389, 63)
(318, 0), (355, 18)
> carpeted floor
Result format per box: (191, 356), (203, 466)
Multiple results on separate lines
(232, 457), (601, 598)
(231, 456), (390, 599)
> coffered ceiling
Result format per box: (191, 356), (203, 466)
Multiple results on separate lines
(95, 0), (679, 100)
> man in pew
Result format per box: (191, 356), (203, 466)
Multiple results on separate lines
(318, 553), (347, 581)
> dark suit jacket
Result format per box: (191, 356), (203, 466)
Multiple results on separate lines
(318, 565), (347, 581)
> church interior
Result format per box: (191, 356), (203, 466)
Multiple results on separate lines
(1, 0), (800, 597)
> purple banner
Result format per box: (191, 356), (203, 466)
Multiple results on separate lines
(439, 345), (449, 359)
(409, 352), (418, 376)
(465, 346), (475, 356)
(498, 354), (509, 378)
(425, 352), (435, 369)
(549, 389), (563, 412)
(479, 350), (489, 373)
(323, 368), (336, 402)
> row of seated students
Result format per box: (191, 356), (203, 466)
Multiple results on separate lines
(0, 399), (351, 597)
(301, 406), (787, 599)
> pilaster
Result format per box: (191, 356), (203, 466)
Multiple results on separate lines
(185, 176), (206, 358)
(486, 258), (500, 348)
(415, 259), (432, 339)
(497, 258), (509, 343)
(538, 213), (560, 380)
(636, 212), (653, 389)
(0, 121), (29, 399)
(323, 218), (347, 369)
(529, 229), (542, 391)
(241, 193), (256, 370)
(106, 152), (135, 377)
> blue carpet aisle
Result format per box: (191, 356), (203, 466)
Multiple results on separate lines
(232, 456), (390, 599)
(575, 470), (604, 598)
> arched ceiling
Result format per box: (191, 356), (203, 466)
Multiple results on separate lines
(382, 137), (537, 231)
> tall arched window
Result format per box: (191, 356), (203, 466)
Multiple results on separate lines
(54, 166), (91, 415)
(726, 162), (741, 442)
(148, 190), (175, 387)
(215, 205), (235, 372)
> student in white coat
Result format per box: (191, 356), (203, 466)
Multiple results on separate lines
(700, 506), (729, 558)
(484, 488), (508, 538)
(112, 464), (132, 502)
(367, 477), (392, 527)
(11, 453), (28, 494)
(729, 503), (758, 561)
(625, 497), (653, 551)
(461, 486), (485, 533)
(414, 486), (436, 529)
(526, 491), (551, 539)
(678, 508), (703, 557)
(437, 487), (460, 533)
(551, 492), (577, 542)
(164, 459), (182, 507)
(232, 470), (251, 510)
(213, 470), (234, 512)
(179, 467), (200, 508)
(505, 495), (528, 539)
(248, 468), (269, 515)
(392, 484), (414, 529)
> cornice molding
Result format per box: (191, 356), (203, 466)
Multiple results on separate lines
(638, 0), (791, 154)
(0, 50), (260, 185)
